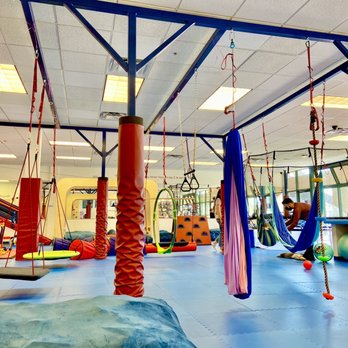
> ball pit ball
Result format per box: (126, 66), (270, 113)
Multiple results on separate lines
(313, 243), (334, 262)
(303, 260), (312, 270)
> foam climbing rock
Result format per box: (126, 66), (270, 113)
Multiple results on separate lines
(0, 295), (196, 347)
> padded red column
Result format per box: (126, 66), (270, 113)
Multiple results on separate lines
(95, 177), (108, 259)
(16, 178), (41, 261)
(114, 116), (145, 297)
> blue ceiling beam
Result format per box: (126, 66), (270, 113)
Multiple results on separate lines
(64, 2), (128, 72)
(234, 60), (348, 132)
(28, 0), (348, 43)
(0, 121), (223, 138)
(128, 12), (137, 116)
(334, 41), (348, 58)
(145, 29), (225, 133)
(136, 22), (194, 72)
(21, 0), (60, 126)
(200, 136), (224, 162)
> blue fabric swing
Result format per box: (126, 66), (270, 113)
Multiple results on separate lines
(270, 185), (320, 253)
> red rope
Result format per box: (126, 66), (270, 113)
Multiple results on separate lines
(221, 52), (237, 129)
(29, 57), (38, 133)
(145, 135), (151, 180)
(320, 82), (326, 164)
(53, 125), (57, 193)
(306, 41), (320, 132)
(35, 84), (45, 146)
(261, 123), (272, 183)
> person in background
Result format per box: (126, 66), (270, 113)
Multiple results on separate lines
(279, 197), (315, 261)
(212, 189), (222, 252)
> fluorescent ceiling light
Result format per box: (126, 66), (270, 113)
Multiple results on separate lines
(144, 146), (175, 152)
(192, 161), (218, 166)
(199, 86), (251, 111)
(0, 154), (16, 159)
(0, 180), (10, 182)
(210, 149), (248, 154)
(50, 141), (90, 147)
(327, 135), (348, 142)
(0, 64), (26, 94)
(144, 159), (158, 164)
(103, 75), (144, 103)
(301, 96), (348, 109)
(56, 156), (91, 161)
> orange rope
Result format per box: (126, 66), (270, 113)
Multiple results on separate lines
(261, 123), (272, 183)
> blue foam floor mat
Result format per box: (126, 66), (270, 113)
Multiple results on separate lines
(1, 246), (348, 347)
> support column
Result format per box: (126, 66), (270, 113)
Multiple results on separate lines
(95, 177), (109, 259)
(114, 116), (144, 297)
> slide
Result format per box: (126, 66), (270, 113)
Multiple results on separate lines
(0, 198), (18, 230)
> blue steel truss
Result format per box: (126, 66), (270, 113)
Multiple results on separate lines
(14, 0), (348, 165)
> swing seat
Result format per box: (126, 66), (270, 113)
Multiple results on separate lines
(0, 267), (49, 281)
(22, 250), (80, 260)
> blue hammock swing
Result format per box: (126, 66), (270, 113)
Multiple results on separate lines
(269, 185), (320, 253)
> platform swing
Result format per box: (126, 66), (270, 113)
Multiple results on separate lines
(221, 35), (252, 299)
(242, 133), (277, 247)
(152, 115), (178, 254)
(24, 122), (79, 261)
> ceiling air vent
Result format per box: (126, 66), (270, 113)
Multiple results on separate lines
(99, 111), (126, 120)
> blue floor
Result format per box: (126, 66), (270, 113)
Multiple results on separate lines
(1, 246), (348, 348)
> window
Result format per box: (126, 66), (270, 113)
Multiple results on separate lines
(333, 166), (348, 184)
(323, 188), (340, 217)
(341, 187), (348, 217)
(299, 191), (311, 204)
(322, 168), (337, 186)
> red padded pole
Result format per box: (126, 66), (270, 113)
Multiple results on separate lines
(16, 178), (41, 261)
(114, 116), (145, 297)
(95, 177), (108, 259)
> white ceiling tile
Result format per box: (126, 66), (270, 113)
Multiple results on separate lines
(333, 19), (348, 34)
(47, 69), (65, 86)
(179, 0), (244, 18)
(0, 44), (13, 64)
(235, 0), (308, 25)
(31, 3), (56, 23)
(42, 49), (62, 69)
(58, 25), (111, 55)
(260, 37), (307, 55)
(157, 40), (204, 64)
(234, 70), (272, 89)
(61, 51), (107, 74)
(219, 32), (270, 51)
(50, 84), (66, 99)
(55, 6), (115, 31)
(97, 119), (119, 128)
(0, 31), (5, 43)
(202, 47), (253, 70)
(36, 22), (59, 50)
(0, 103), (30, 121)
(66, 86), (103, 101)
(149, 61), (190, 82)
(240, 52), (296, 74)
(0, 93), (29, 105)
(165, 24), (215, 44)
(140, 78), (176, 96)
(100, 101), (127, 113)
(136, 17), (171, 38)
(69, 109), (99, 120)
(0, 18), (31, 46)
(0, 107), (9, 121)
(67, 98), (100, 111)
(8, 45), (36, 68)
(0, 0), (25, 19)
(286, 0), (348, 32)
(54, 97), (67, 109)
(119, 0), (181, 10)
(137, 35), (163, 60)
(64, 71), (105, 88)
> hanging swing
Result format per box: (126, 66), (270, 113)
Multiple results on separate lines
(151, 116), (178, 254)
(222, 35), (252, 299)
